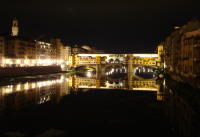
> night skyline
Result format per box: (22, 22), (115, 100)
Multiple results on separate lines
(0, 0), (200, 53)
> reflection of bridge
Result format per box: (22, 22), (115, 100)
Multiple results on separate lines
(68, 75), (164, 101)
(69, 76), (158, 91)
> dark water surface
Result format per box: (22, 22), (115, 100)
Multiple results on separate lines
(0, 73), (174, 137)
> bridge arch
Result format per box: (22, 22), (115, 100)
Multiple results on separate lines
(133, 66), (156, 79)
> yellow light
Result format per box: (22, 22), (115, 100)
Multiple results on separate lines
(24, 83), (29, 90)
(37, 82), (42, 88)
(16, 84), (21, 91)
(31, 60), (36, 65)
(3, 85), (13, 94)
(32, 83), (36, 88)
(5, 59), (12, 64)
(16, 59), (21, 64)
(86, 72), (92, 77)
(5, 88), (12, 93)
(133, 54), (158, 57)
(61, 64), (65, 69)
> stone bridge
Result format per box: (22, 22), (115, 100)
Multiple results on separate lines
(69, 53), (160, 67)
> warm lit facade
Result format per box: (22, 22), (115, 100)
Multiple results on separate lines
(63, 46), (71, 66)
(11, 19), (19, 37)
(36, 41), (55, 66)
(5, 37), (36, 67)
(0, 36), (5, 66)
(157, 44), (164, 68)
(51, 39), (65, 65)
(0, 20), (72, 69)
(75, 55), (99, 65)
(2, 37), (71, 67)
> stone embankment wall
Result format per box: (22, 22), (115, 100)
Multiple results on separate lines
(0, 66), (62, 78)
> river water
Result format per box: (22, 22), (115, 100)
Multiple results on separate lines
(0, 71), (175, 137)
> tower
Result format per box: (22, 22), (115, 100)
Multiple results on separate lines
(11, 19), (19, 36)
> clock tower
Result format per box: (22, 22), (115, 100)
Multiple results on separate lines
(11, 19), (19, 36)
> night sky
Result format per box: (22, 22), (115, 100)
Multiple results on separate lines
(0, 0), (199, 53)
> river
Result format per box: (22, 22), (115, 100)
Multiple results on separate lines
(0, 71), (176, 137)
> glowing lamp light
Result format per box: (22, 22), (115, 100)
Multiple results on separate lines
(24, 60), (29, 65)
(86, 72), (92, 77)
(16, 84), (21, 91)
(16, 59), (21, 64)
(5, 59), (12, 64)
(32, 60), (36, 65)
(32, 83), (36, 88)
(24, 83), (29, 90)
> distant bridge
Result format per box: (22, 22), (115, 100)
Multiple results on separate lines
(69, 54), (160, 67)
(68, 53), (162, 80)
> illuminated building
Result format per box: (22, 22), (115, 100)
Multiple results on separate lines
(62, 46), (71, 69)
(11, 19), (19, 37)
(50, 39), (65, 65)
(0, 20), (72, 69)
(36, 41), (54, 66)
(0, 36), (5, 67)
(5, 37), (36, 67)
(50, 39), (72, 70)
(3, 19), (36, 67)
(157, 44), (164, 68)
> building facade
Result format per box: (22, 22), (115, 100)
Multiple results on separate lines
(0, 36), (5, 67)
(164, 20), (200, 88)
(5, 37), (36, 67)
(35, 41), (55, 66)
(180, 29), (200, 78)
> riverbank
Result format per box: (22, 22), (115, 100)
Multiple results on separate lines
(0, 66), (63, 78)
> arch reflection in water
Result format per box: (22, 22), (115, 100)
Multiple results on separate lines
(0, 72), (164, 113)
(105, 65), (127, 79)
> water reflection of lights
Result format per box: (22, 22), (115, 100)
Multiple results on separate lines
(39, 96), (51, 104)
(24, 83), (29, 90)
(4, 85), (13, 93)
(32, 83), (36, 88)
(0, 77), (66, 95)
(16, 84), (21, 91)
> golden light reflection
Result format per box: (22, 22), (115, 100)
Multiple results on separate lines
(0, 72), (162, 106)
(16, 84), (21, 91)
(24, 83), (29, 90)
(32, 83), (36, 88)
(0, 76), (68, 96)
